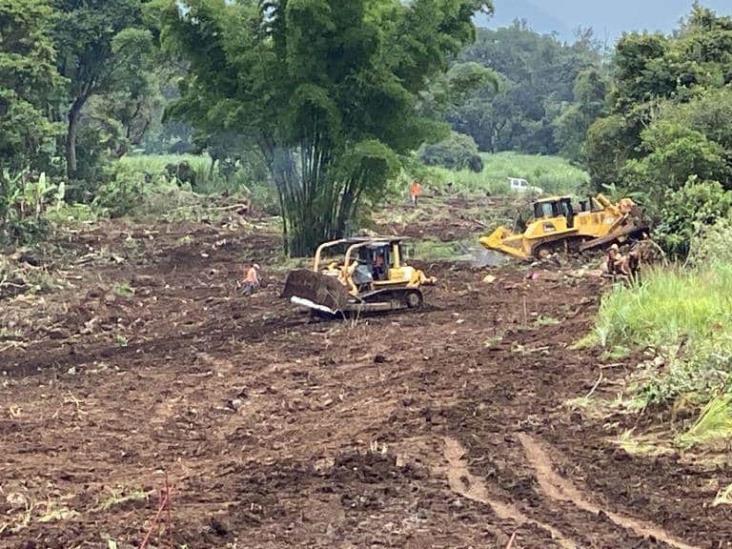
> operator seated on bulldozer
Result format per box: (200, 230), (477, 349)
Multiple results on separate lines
(351, 258), (374, 291)
(355, 244), (391, 285)
(283, 237), (435, 316)
(373, 249), (387, 281)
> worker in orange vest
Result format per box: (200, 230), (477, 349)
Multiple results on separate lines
(242, 263), (261, 296)
(409, 180), (423, 207)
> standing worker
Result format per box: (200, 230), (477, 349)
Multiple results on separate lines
(242, 263), (261, 296)
(409, 180), (423, 207)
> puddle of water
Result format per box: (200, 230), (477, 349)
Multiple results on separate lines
(472, 247), (510, 268)
(412, 240), (511, 267)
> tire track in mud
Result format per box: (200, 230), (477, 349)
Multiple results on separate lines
(517, 434), (700, 549)
(443, 437), (577, 548)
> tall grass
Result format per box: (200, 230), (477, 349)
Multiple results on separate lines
(596, 264), (732, 349)
(676, 395), (732, 447)
(116, 153), (280, 214)
(594, 262), (732, 433)
(118, 154), (255, 195)
(118, 154), (212, 176)
(425, 152), (590, 196)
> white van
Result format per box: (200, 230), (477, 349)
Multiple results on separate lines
(508, 177), (542, 194)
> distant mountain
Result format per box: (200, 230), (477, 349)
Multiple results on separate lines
(475, 0), (732, 44)
(474, 0), (574, 41)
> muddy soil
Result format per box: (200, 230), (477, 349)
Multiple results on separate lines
(1, 214), (730, 548)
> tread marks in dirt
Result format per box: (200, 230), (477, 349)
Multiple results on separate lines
(1, 227), (728, 548)
(444, 434), (700, 549)
(518, 434), (700, 549)
(443, 436), (577, 548)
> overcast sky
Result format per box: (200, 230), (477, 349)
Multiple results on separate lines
(482, 0), (732, 42)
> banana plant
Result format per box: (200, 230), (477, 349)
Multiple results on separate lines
(0, 169), (61, 243)
(23, 172), (58, 222)
(0, 169), (23, 226)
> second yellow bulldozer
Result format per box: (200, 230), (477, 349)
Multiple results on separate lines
(480, 194), (647, 260)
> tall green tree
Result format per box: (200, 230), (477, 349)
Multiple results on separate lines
(554, 67), (609, 161)
(90, 28), (163, 157)
(163, 0), (492, 255)
(454, 22), (604, 154)
(586, 5), (732, 190)
(53, 0), (148, 178)
(0, 0), (64, 174)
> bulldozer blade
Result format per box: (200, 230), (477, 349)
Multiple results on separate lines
(282, 269), (352, 313)
(479, 227), (531, 260)
(580, 225), (649, 252)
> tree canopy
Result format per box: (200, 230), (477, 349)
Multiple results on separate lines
(0, 0), (64, 174)
(452, 22), (605, 156)
(53, 0), (149, 178)
(162, 0), (492, 255)
(586, 5), (732, 195)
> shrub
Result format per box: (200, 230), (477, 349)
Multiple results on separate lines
(654, 179), (732, 258)
(688, 216), (732, 266)
(249, 181), (280, 216)
(45, 202), (100, 225)
(0, 171), (60, 245)
(419, 132), (483, 172)
(92, 166), (145, 218)
(622, 122), (729, 196)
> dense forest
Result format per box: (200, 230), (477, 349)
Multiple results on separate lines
(453, 23), (606, 158)
(1, 0), (731, 256)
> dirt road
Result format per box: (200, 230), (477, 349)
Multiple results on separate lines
(1, 216), (730, 548)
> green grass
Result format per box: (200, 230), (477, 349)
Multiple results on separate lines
(595, 264), (732, 350)
(425, 152), (590, 196)
(535, 315), (561, 327)
(117, 153), (280, 212)
(118, 154), (212, 175)
(120, 153), (240, 195)
(615, 430), (673, 457)
(112, 282), (134, 298)
(92, 488), (150, 513)
(590, 262), (732, 446)
(412, 238), (475, 262)
(676, 395), (732, 448)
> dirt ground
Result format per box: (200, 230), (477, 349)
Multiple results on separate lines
(1, 204), (731, 548)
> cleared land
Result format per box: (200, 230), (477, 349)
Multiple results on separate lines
(1, 199), (730, 548)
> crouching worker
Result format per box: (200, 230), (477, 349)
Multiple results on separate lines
(606, 244), (640, 284)
(416, 270), (437, 286)
(242, 263), (261, 296)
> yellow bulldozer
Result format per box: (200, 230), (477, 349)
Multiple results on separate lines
(480, 194), (647, 261)
(283, 237), (436, 316)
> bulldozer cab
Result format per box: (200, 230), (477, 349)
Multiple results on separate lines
(310, 237), (409, 287)
(533, 197), (575, 228)
(358, 244), (391, 282)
